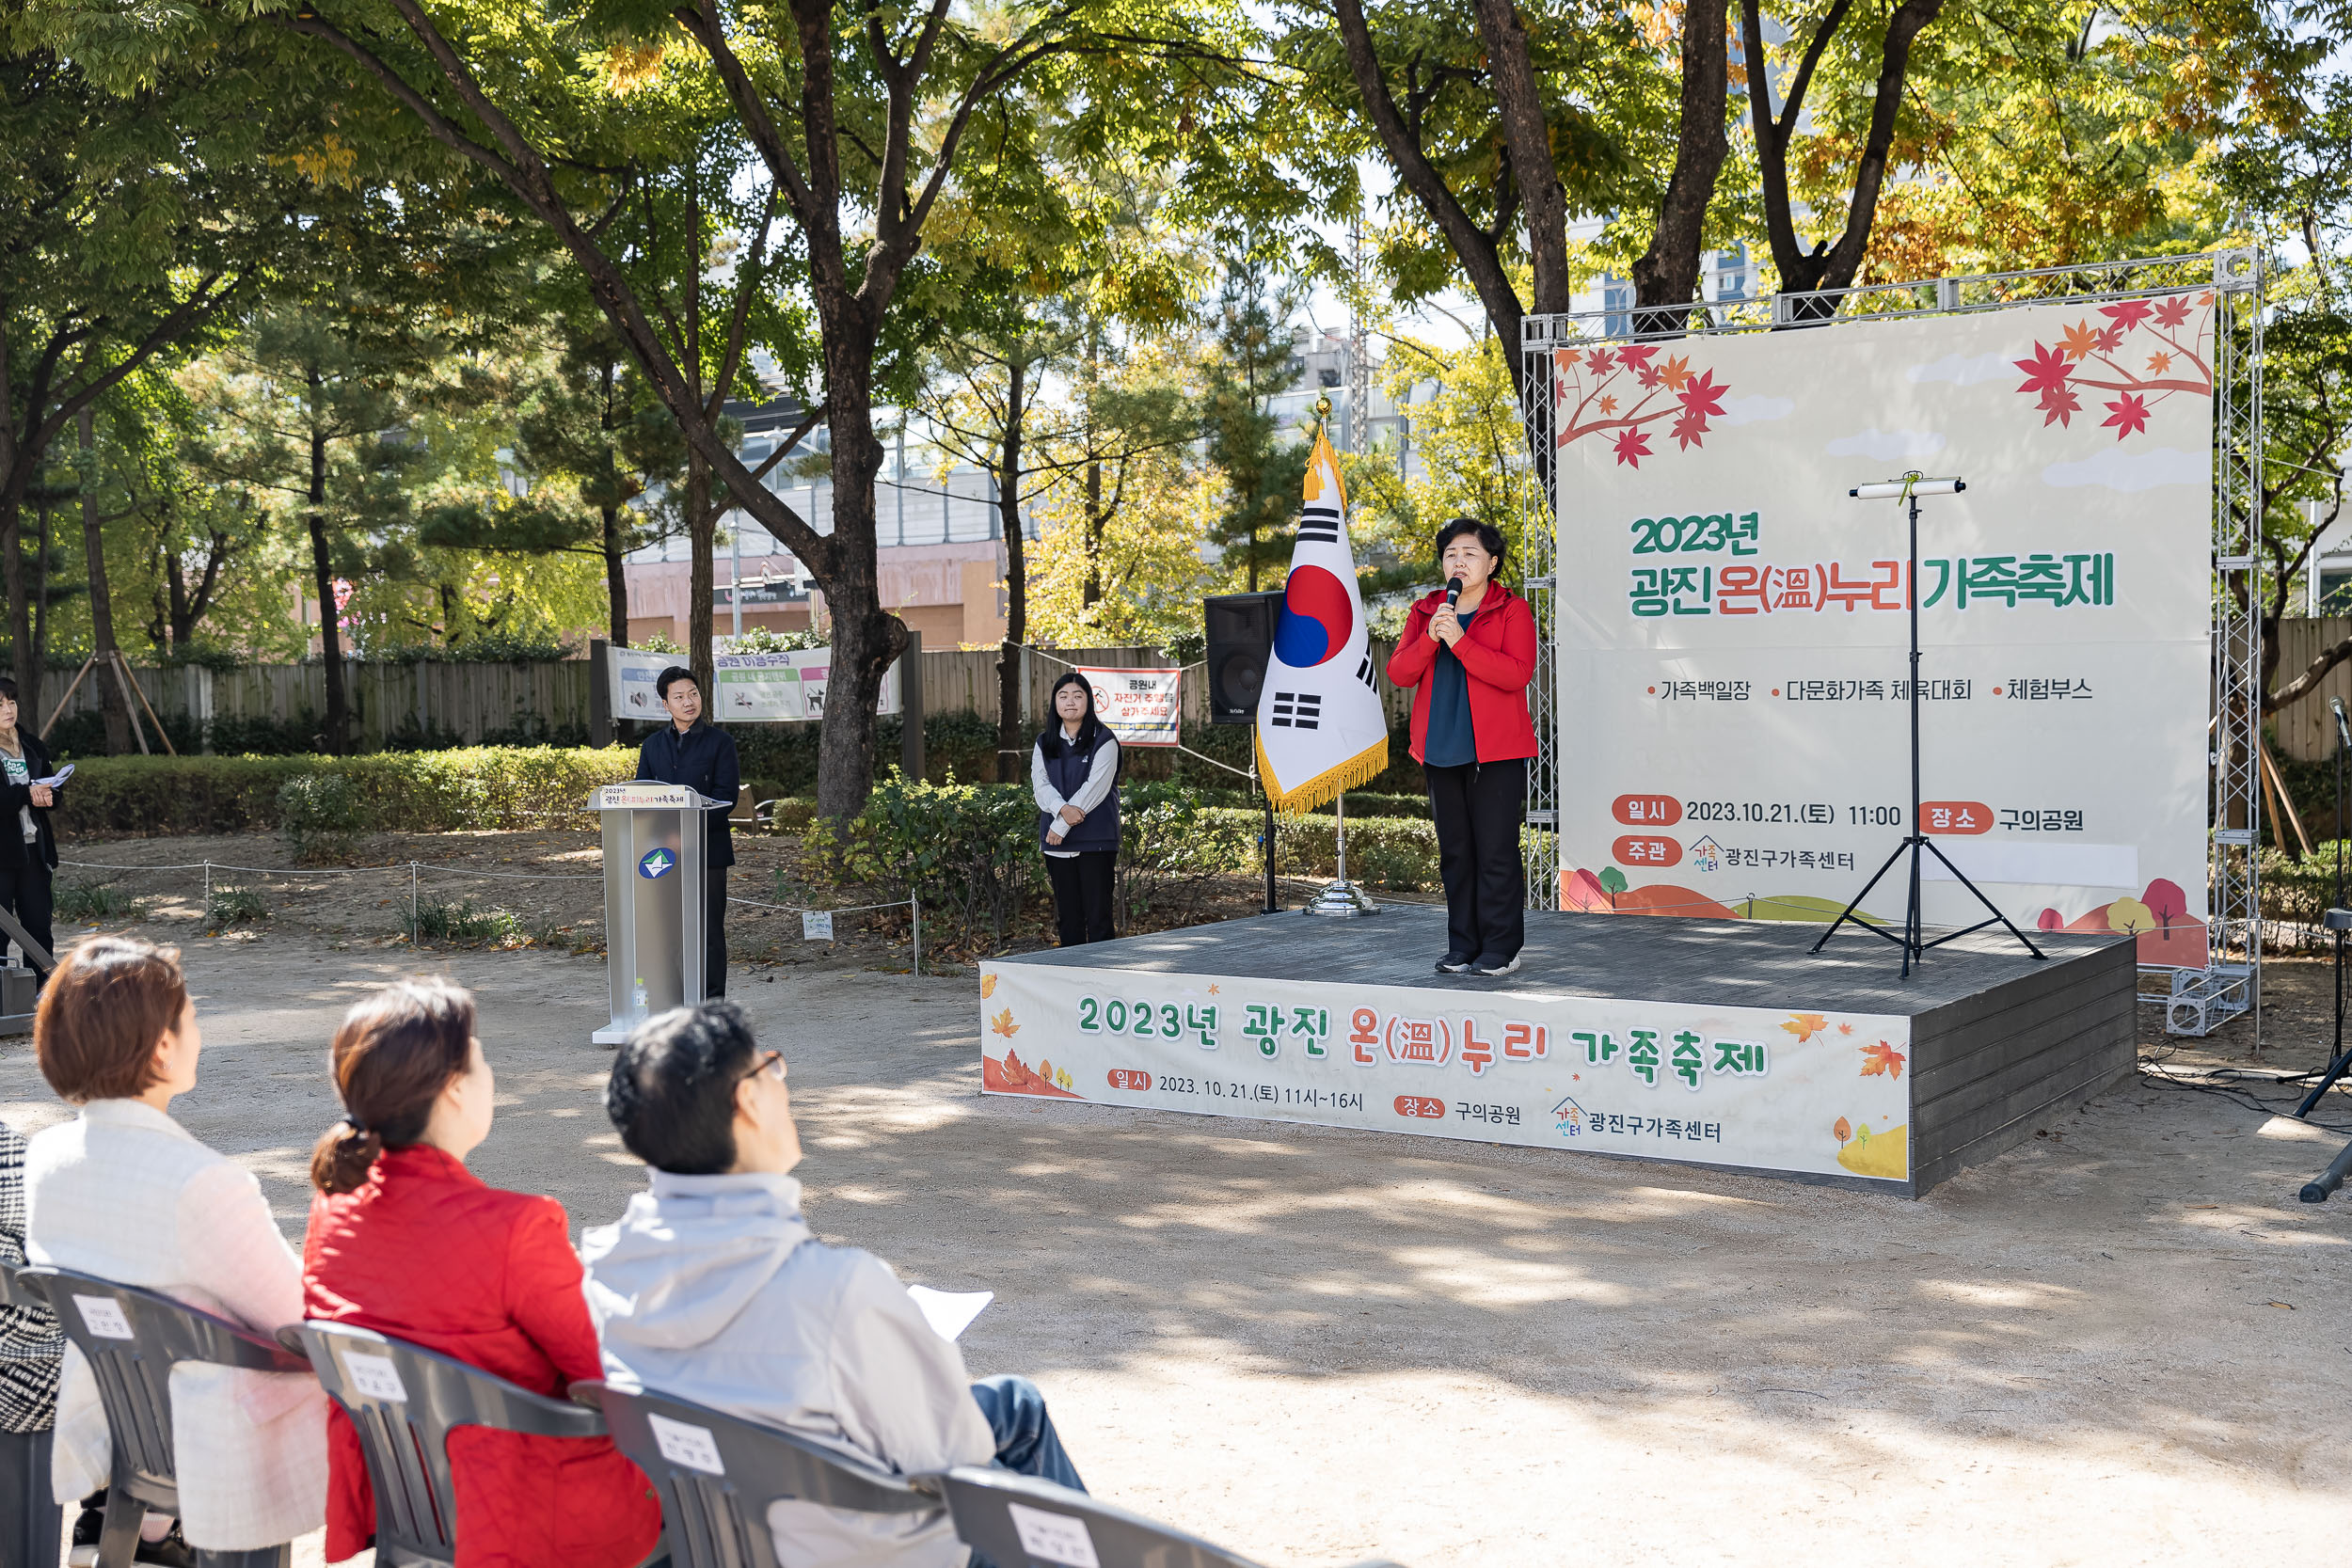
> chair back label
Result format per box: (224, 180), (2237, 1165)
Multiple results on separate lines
(647, 1413), (725, 1477)
(72, 1294), (134, 1340)
(1009, 1502), (1101, 1568)
(341, 1350), (409, 1403)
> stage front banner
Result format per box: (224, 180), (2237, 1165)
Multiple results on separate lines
(981, 962), (1915, 1185)
(1552, 293), (2213, 966)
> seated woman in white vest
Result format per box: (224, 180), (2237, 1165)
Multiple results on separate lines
(24, 938), (327, 1556)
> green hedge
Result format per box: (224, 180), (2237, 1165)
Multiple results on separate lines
(55, 748), (646, 837)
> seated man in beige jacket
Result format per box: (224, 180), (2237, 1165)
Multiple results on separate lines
(584, 1001), (1087, 1568)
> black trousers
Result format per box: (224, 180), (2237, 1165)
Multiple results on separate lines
(0, 864), (53, 974)
(705, 864), (728, 997)
(1044, 851), (1117, 946)
(1426, 758), (1526, 962)
(0, 1429), (57, 1568)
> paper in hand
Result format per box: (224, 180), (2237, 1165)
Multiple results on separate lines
(905, 1286), (993, 1342)
(34, 764), (72, 790)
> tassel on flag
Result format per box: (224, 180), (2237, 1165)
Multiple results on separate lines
(1254, 423), (1388, 812)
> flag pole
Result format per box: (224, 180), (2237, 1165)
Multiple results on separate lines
(1302, 393), (1378, 919)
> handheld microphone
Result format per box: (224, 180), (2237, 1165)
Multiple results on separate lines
(2334, 696), (2349, 752)
(1444, 577), (1464, 610)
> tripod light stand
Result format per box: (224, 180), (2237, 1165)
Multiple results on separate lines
(1810, 472), (2047, 977)
(2294, 699), (2352, 1189)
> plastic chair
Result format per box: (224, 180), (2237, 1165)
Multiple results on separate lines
(578, 1377), (937, 1567)
(938, 1465), (1410, 1568)
(0, 1259), (62, 1568)
(19, 1265), (309, 1568)
(288, 1321), (655, 1568)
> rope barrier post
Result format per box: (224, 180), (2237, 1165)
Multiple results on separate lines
(410, 862), (419, 945)
(203, 862), (211, 927)
(911, 894), (920, 975)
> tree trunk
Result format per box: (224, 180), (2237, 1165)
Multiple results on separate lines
(603, 504), (629, 645)
(995, 358), (1028, 784)
(1630, 0), (1731, 324)
(79, 410), (132, 754)
(307, 379), (348, 754)
(2, 488), (27, 710)
(26, 503), (48, 719)
(810, 345), (904, 820)
(1083, 457), (1104, 609)
(687, 449), (717, 705)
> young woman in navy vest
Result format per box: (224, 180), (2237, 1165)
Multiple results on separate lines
(1031, 673), (1120, 945)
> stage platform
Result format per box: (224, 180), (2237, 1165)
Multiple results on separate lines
(979, 906), (2137, 1196)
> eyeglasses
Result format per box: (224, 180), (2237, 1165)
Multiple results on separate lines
(738, 1049), (786, 1085)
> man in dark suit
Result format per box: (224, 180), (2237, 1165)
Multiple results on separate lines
(637, 666), (741, 995)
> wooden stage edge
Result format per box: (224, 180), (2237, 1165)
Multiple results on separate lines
(985, 907), (2138, 1198)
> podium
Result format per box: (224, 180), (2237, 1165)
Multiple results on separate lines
(590, 781), (722, 1045)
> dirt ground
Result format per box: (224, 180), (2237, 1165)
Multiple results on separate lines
(4, 861), (2347, 1567)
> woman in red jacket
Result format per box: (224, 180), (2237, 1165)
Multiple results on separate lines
(302, 980), (662, 1568)
(1385, 518), (1539, 975)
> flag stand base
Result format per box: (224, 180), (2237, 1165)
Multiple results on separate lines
(1304, 879), (1379, 917)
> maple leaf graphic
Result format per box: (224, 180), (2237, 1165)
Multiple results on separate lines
(1615, 344), (1660, 373)
(980, 973), (997, 999)
(2102, 392), (2150, 440)
(2146, 351), (2172, 375)
(1677, 368), (1726, 421)
(1859, 1040), (1907, 1079)
(2093, 323), (2126, 354)
(2058, 320), (2103, 361)
(1837, 1022), (1854, 1036)
(1598, 394), (1619, 415)
(990, 1006), (1020, 1039)
(1781, 1012), (1829, 1044)
(1658, 354), (1692, 392)
(2014, 342), (2072, 397)
(1613, 426), (1653, 467)
(1585, 347), (1616, 374)
(2151, 294), (2194, 329)
(1671, 407), (1710, 451)
(2036, 384), (2082, 428)
(2098, 298), (2155, 331)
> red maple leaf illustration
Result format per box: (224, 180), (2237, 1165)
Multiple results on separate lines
(2098, 299), (2155, 331)
(1677, 368), (1727, 422)
(1613, 427), (1653, 467)
(1585, 347), (1616, 374)
(1615, 345), (1660, 372)
(2151, 294), (2194, 329)
(2102, 393), (2150, 440)
(2036, 384), (2082, 427)
(2093, 323), (2126, 355)
(1859, 1040), (1907, 1079)
(2014, 342), (2073, 397)
(1671, 408), (1709, 450)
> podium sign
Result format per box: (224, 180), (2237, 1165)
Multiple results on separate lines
(589, 782), (717, 1044)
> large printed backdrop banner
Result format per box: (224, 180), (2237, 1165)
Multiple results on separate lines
(1554, 293), (2213, 967)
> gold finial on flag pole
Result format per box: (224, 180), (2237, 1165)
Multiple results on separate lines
(1314, 392), (1333, 427)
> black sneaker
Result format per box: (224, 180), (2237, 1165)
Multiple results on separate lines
(69, 1492), (104, 1567)
(1470, 952), (1521, 976)
(1436, 953), (1476, 974)
(135, 1520), (198, 1568)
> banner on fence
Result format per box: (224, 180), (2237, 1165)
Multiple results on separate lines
(1075, 666), (1182, 747)
(1552, 292), (2214, 967)
(609, 645), (901, 724)
(980, 961), (1914, 1184)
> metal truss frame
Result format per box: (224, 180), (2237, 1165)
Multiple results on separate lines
(1515, 251), (2263, 1038)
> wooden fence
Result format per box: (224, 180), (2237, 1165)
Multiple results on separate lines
(40, 641), (1415, 752)
(2271, 618), (2352, 763)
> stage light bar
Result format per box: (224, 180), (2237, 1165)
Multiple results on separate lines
(1850, 476), (1965, 499)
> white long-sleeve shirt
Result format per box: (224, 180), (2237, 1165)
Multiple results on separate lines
(1031, 731), (1119, 858)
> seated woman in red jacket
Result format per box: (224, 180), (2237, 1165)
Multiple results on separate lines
(1385, 518), (1539, 976)
(302, 979), (662, 1568)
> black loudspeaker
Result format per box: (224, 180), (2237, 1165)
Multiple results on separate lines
(1204, 591), (1282, 725)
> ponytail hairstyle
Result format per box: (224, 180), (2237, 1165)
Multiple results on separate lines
(310, 977), (478, 1195)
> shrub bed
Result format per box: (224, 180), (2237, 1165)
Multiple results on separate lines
(55, 748), (644, 838)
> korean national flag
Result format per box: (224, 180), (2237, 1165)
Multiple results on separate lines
(1254, 427), (1388, 811)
